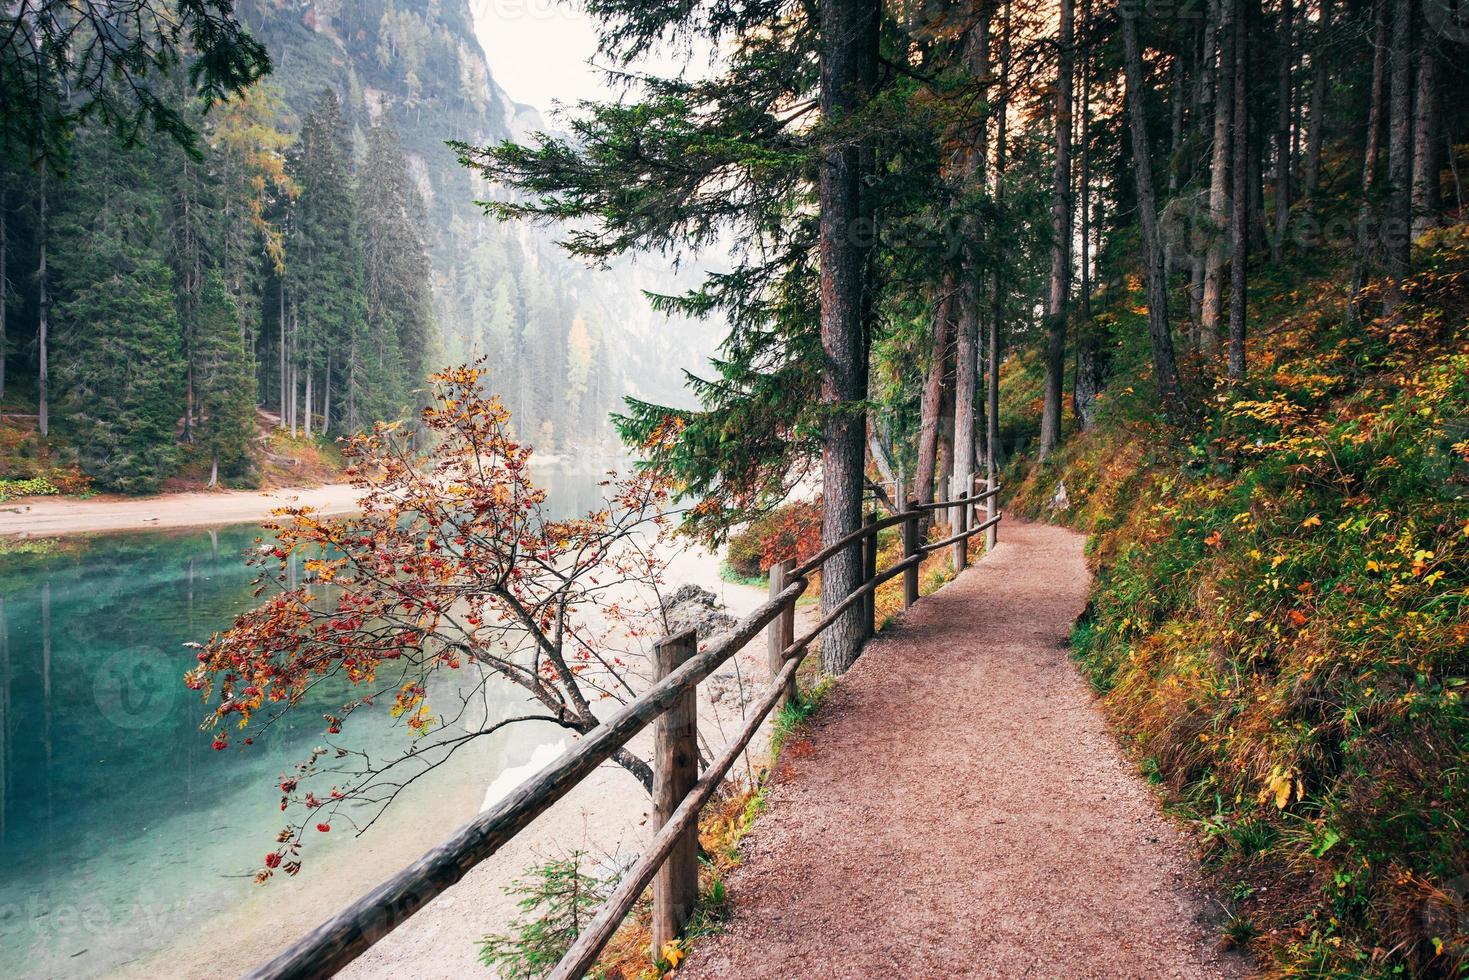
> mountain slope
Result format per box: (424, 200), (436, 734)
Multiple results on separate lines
(238, 0), (719, 450)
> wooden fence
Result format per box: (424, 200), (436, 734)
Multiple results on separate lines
(245, 476), (1003, 980)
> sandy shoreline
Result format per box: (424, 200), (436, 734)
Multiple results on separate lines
(0, 484), (363, 539)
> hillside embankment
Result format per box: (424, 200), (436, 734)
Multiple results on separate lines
(1005, 230), (1469, 975)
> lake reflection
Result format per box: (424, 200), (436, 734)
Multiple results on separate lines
(0, 462), (621, 977)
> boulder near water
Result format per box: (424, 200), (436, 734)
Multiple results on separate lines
(659, 584), (738, 641)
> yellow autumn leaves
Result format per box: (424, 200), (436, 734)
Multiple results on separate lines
(1260, 765), (1303, 810)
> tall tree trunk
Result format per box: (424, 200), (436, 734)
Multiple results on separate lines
(1349, 0), (1389, 317)
(1292, 20), (1305, 166)
(1039, 0), (1074, 459)
(181, 164), (197, 444)
(1188, 253), (1206, 337)
(817, 0), (880, 675)
(869, 428), (898, 489)
(278, 281), (287, 427)
(1120, 3), (1190, 419)
(323, 352), (332, 435)
(1245, 10), (1269, 255)
(987, 0), (1012, 483)
(1230, 0), (1251, 380)
(972, 360), (985, 473)
(1076, 0), (1104, 428)
(1189, 1), (1219, 337)
(1164, 51), (1185, 280)
(1272, 0), (1294, 262)
(348, 352), (357, 433)
(952, 287), (978, 496)
(289, 305), (299, 438)
(915, 285), (954, 507)
(1202, 0), (1236, 352)
(1303, 0), (1332, 198)
(1410, 41), (1441, 237)
(36, 176), (48, 438)
(1381, 0), (1414, 316)
(1249, 98), (1268, 251)
(303, 371), (314, 438)
(1079, 0), (1093, 314)
(938, 379), (954, 502)
(1169, 55), (1186, 197)
(1446, 128), (1464, 219)
(952, 7), (991, 492)
(0, 190), (7, 402)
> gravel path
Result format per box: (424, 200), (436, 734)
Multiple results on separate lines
(680, 520), (1249, 979)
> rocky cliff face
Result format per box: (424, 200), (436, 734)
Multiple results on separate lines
(238, 0), (718, 448)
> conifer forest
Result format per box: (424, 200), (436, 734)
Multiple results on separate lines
(0, 0), (713, 493)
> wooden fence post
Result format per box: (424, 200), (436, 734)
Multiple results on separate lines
(986, 478), (998, 551)
(902, 500), (919, 609)
(861, 511), (878, 638)
(767, 559), (797, 708)
(952, 477), (969, 572)
(652, 630), (699, 959)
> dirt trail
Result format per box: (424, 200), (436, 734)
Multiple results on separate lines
(681, 520), (1249, 980)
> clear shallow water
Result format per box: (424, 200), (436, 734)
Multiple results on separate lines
(0, 463), (620, 978)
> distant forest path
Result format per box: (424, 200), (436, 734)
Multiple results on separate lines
(681, 520), (1249, 979)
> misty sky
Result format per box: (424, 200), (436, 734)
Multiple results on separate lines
(471, 0), (714, 115)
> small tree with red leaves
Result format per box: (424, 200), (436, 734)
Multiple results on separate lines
(756, 500), (823, 572)
(188, 366), (680, 881)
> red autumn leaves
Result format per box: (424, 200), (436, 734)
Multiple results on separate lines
(191, 364), (677, 883)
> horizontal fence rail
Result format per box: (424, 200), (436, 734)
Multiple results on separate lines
(246, 474), (1002, 980)
(922, 513), (1003, 556)
(245, 579), (806, 980)
(783, 552), (922, 659)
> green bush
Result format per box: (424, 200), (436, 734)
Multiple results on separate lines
(0, 476), (61, 502)
(726, 526), (766, 578)
(479, 851), (618, 979)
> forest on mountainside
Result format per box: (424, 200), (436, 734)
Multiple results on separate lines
(0, 0), (717, 495)
(1, 84), (434, 492)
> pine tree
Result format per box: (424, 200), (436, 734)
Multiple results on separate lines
(478, 852), (613, 978)
(1120, 1), (1189, 418)
(50, 129), (185, 492)
(360, 121), (435, 397)
(461, 0), (862, 544)
(1380, 0), (1414, 316)
(208, 83), (294, 355)
(0, 0), (269, 167)
(0, 164), (11, 401)
(286, 90), (366, 435)
(1039, 0), (1076, 459)
(160, 88), (223, 445)
(195, 270), (257, 486)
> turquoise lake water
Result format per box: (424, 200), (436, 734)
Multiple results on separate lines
(0, 464), (619, 977)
